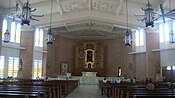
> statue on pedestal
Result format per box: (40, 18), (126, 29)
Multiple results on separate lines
(17, 59), (24, 79)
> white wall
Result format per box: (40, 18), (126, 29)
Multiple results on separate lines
(160, 43), (175, 67)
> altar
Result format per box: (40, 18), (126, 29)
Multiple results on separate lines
(74, 68), (104, 76)
(80, 72), (98, 85)
(82, 72), (97, 77)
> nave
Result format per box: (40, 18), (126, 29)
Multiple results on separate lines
(66, 85), (108, 98)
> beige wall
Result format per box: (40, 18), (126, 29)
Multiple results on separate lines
(103, 37), (132, 77)
(0, 27), (160, 79)
(17, 29), (160, 80)
(47, 36), (134, 77)
(46, 35), (79, 77)
(20, 30), (34, 79)
(135, 53), (147, 80)
(146, 32), (160, 80)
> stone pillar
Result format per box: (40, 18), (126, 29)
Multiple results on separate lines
(20, 26), (34, 79)
(0, 16), (3, 55)
(42, 29), (48, 78)
(46, 30), (57, 77)
(145, 28), (160, 80)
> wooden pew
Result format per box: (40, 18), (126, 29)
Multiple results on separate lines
(107, 81), (175, 98)
(0, 79), (79, 98)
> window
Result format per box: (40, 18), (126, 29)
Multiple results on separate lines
(33, 59), (42, 78)
(159, 24), (164, 42)
(173, 66), (175, 70)
(165, 23), (169, 42)
(8, 57), (19, 77)
(166, 66), (175, 70)
(2, 19), (21, 43)
(159, 22), (170, 42)
(0, 56), (5, 78)
(135, 29), (144, 46)
(166, 66), (171, 70)
(135, 30), (139, 46)
(10, 22), (16, 42)
(16, 23), (21, 43)
(34, 28), (44, 47)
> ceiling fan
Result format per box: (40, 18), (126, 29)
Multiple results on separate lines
(159, 1), (175, 23)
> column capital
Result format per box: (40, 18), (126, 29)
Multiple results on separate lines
(145, 28), (159, 33)
(21, 25), (35, 32)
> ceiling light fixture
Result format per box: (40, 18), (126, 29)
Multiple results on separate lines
(4, 0), (11, 43)
(21, 0), (44, 25)
(124, 0), (132, 46)
(134, 0), (154, 27)
(47, 0), (54, 45)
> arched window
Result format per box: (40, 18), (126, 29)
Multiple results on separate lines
(135, 29), (144, 46)
(35, 28), (40, 46)
(10, 22), (16, 42)
(2, 19), (7, 40)
(34, 28), (44, 47)
(2, 19), (21, 43)
(16, 23), (21, 43)
(165, 23), (169, 42)
(140, 29), (144, 46)
(173, 21), (175, 33)
(39, 29), (44, 47)
(159, 22), (170, 42)
(135, 30), (139, 46)
(159, 24), (164, 42)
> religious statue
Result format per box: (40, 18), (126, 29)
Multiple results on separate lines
(17, 59), (24, 79)
(87, 51), (93, 62)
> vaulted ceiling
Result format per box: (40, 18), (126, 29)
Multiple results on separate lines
(0, 0), (174, 39)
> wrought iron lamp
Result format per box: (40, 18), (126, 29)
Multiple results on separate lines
(124, 31), (132, 46)
(144, 0), (154, 27)
(47, 0), (54, 45)
(134, 0), (154, 27)
(21, 0), (31, 25)
(3, 0), (11, 43)
(124, 0), (132, 46)
(47, 28), (54, 45)
(21, 0), (44, 25)
(170, 30), (175, 43)
(4, 30), (10, 43)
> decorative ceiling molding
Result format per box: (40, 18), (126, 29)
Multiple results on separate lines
(56, 0), (63, 15)
(32, 10), (144, 29)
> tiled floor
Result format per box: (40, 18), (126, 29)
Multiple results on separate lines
(66, 85), (108, 98)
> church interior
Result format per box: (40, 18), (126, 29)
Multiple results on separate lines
(0, 0), (175, 98)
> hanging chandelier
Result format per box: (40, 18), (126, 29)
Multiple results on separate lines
(47, 28), (54, 45)
(134, 0), (154, 27)
(170, 30), (175, 43)
(124, 31), (132, 46)
(21, 0), (44, 25)
(124, 0), (132, 46)
(47, 0), (54, 45)
(3, 0), (11, 43)
(4, 30), (10, 43)
(144, 0), (154, 27)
